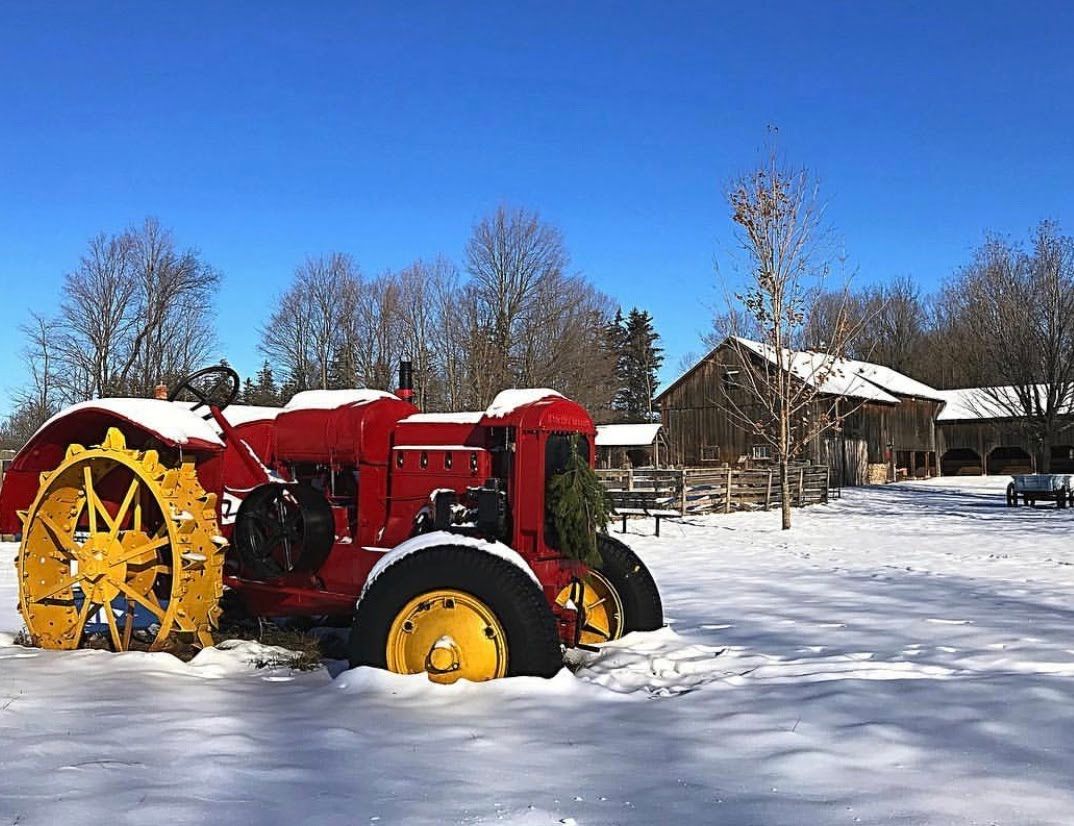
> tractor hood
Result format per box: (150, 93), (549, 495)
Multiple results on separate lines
(21, 399), (226, 457)
(481, 389), (595, 435)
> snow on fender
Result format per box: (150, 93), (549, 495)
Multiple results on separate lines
(358, 531), (541, 607)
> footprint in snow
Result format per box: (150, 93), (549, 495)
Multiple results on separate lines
(569, 627), (730, 698)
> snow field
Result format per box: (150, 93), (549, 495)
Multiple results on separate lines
(3, 476), (1074, 823)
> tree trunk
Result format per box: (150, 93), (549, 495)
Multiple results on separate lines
(1040, 425), (1053, 474)
(780, 458), (791, 530)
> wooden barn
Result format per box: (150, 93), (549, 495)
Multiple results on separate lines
(935, 387), (1074, 475)
(656, 338), (943, 485)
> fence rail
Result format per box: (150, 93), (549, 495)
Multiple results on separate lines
(596, 465), (832, 516)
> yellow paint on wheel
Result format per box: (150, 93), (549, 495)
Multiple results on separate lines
(556, 569), (625, 646)
(17, 427), (225, 651)
(385, 589), (508, 684)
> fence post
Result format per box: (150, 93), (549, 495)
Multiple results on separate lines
(679, 469), (687, 515)
(824, 466), (830, 503)
(765, 469), (772, 511)
(725, 467), (732, 513)
(627, 466), (634, 492)
(798, 467), (805, 505)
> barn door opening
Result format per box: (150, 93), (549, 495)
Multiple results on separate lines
(941, 448), (981, 476)
(987, 446), (1034, 475)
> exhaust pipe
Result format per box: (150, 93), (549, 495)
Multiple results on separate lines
(396, 359), (414, 403)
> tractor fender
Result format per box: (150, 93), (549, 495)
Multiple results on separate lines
(358, 531), (540, 607)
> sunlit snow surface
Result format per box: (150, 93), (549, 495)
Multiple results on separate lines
(4, 476), (1074, 824)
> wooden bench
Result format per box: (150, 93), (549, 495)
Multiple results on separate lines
(607, 489), (680, 536)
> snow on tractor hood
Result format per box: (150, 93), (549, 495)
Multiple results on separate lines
(284, 389), (398, 411)
(484, 388), (564, 418)
(28, 398), (227, 450)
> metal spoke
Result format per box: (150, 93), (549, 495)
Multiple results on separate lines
(104, 603), (124, 651)
(111, 578), (166, 620)
(83, 467), (97, 535)
(29, 573), (86, 603)
(122, 599), (135, 649)
(69, 598), (97, 641)
(83, 467), (115, 534)
(581, 622), (612, 641)
(108, 478), (141, 542)
(115, 536), (169, 565)
(39, 513), (82, 560)
(126, 562), (169, 576)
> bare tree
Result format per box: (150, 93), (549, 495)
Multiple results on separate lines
(717, 151), (868, 529)
(945, 222), (1074, 471)
(466, 205), (570, 400)
(16, 219), (218, 412)
(260, 253), (361, 392)
(0, 313), (61, 445)
(257, 208), (617, 416)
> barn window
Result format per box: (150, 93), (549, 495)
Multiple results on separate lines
(751, 445), (771, 460)
(722, 368), (741, 393)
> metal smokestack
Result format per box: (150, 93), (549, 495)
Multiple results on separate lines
(397, 359), (414, 403)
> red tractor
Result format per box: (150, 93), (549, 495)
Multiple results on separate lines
(0, 365), (662, 683)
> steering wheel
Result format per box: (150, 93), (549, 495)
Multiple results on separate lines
(168, 365), (241, 418)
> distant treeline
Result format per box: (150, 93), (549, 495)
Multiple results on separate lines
(803, 221), (1074, 391)
(0, 207), (664, 448)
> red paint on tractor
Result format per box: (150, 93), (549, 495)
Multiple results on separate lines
(0, 386), (597, 644)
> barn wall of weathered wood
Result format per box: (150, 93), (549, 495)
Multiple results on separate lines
(658, 344), (941, 482)
(657, 347), (760, 467)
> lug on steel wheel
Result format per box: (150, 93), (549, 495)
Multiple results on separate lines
(16, 427), (225, 651)
(555, 569), (625, 646)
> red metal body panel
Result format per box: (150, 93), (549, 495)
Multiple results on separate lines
(0, 390), (598, 641)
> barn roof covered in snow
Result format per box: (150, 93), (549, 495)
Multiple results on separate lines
(595, 423), (662, 447)
(935, 385), (1074, 422)
(656, 338), (945, 405)
(837, 360), (945, 401)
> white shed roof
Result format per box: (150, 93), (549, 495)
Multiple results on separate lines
(595, 423), (662, 447)
(935, 385), (1074, 421)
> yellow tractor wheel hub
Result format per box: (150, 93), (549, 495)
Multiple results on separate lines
(16, 427), (225, 652)
(556, 569), (625, 646)
(385, 589), (508, 684)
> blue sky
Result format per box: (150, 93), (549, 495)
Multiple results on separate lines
(1, 2), (1072, 411)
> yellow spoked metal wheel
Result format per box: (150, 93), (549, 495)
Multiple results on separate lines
(385, 589), (508, 684)
(556, 569), (625, 646)
(16, 427), (225, 652)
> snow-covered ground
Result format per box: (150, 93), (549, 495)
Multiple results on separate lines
(4, 476), (1074, 824)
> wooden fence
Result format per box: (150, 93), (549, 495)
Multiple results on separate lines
(596, 465), (832, 515)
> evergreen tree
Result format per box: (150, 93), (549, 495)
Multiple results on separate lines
(328, 347), (358, 390)
(612, 308), (664, 422)
(545, 437), (609, 567)
(242, 361), (282, 406)
(255, 361), (280, 405)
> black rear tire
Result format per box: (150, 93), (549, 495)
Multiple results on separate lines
(348, 545), (563, 679)
(595, 534), (664, 633)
